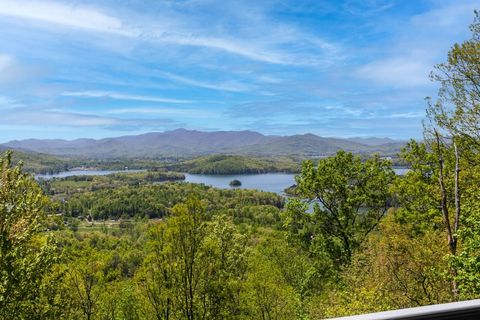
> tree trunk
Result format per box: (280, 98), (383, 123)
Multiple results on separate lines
(434, 130), (458, 297)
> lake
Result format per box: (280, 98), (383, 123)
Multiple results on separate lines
(183, 173), (295, 194)
(35, 169), (145, 180)
(36, 170), (295, 194)
(36, 168), (409, 195)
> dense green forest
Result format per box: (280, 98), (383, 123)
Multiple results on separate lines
(15, 152), (301, 175)
(15, 154), (184, 175)
(1, 11), (480, 320)
(13, 147), (404, 176)
(9, 150), (77, 174)
(161, 155), (300, 174)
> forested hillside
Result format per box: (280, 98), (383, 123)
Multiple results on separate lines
(2, 129), (404, 159)
(11, 152), (301, 175)
(8, 149), (75, 174)
(163, 154), (300, 174)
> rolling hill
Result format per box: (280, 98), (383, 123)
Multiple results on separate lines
(1, 129), (405, 159)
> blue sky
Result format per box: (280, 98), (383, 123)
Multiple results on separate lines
(0, 0), (477, 142)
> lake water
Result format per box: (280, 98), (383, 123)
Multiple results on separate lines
(35, 169), (145, 180)
(183, 173), (296, 194)
(36, 168), (409, 195)
(36, 170), (296, 194)
(393, 168), (409, 175)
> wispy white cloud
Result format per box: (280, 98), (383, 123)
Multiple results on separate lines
(343, 0), (394, 16)
(0, 0), (135, 36)
(154, 34), (285, 64)
(256, 75), (283, 84)
(0, 54), (13, 71)
(355, 57), (431, 87)
(410, 1), (478, 31)
(2, 109), (117, 126)
(0, 95), (18, 109)
(62, 91), (194, 104)
(0, 0), (341, 66)
(151, 33), (336, 65)
(0, 53), (43, 87)
(1, 107), (181, 131)
(389, 111), (424, 118)
(158, 71), (254, 92)
(106, 107), (216, 118)
(226, 99), (366, 119)
(354, 1), (477, 89)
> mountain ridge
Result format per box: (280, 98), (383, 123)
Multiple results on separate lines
(2, 129), (405, 159)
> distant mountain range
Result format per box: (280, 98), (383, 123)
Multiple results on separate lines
(1, 129), (406, 159)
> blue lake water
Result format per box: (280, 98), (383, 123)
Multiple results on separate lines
(183, 173), (296, 194)
(393, 168), (410, 175)
(36, 168), (409, 195)
(35, 169), (145, 180)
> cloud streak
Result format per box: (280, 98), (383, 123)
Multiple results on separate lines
(62, 91), (194, 104)
(105, 107), (216, 118)
(158, 71), (255, 92)
(0, 0), (340, 65)
(355, 57), (432, 87)
(0, 0), (134, 36)
(0, 53), (13, 71)
(353, 1), (477, 89)
(0, 107), (182, 131)
(343, 0), (394, 16)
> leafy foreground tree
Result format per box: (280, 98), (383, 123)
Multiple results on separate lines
(452, 187), (480, 300)
(320, 214), (452, 317)
(321, 12), (480, 315)
(428, 10), (480, 150)
(138, 198), (250, 320)
(400, 10), (480, 297)
(286, 151), (395, 265)
(0, 152), (58, 319)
